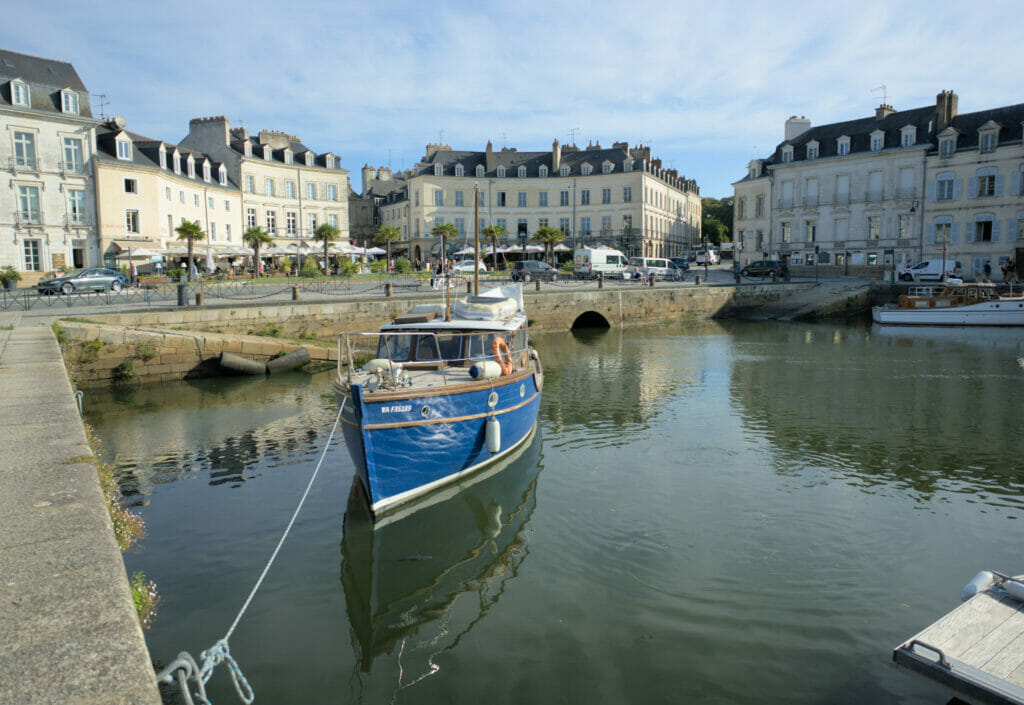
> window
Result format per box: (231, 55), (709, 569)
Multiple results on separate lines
(868, 215), (880, 239)
(806, 143), (818, 160)
(18, 185), (40, 223)
(601, 215), (612, 233)
(219, 167), (227, 186)
(245, 175), (255, 194)
(517, 165), (526, 178)
(623, 214), (632, 232)
(287, 212), (297, 236)
(518, 191), (527, 207)
(837, 137), (850, 156)
(455, 190), (464, 207)
(602, 188), (611, 204)
(305, 153), (313, 167)
(899, 214), (911, 239)
(976, 220), (993, 242)
(224, 200), (231, 212)
(122, 178), (137, 194)
(179, 190), (185, 203)
(187, 160), (195, 178)
(581, 164), (593, 176)
(62, 137), (83, 172)
(454, 164), (464, 177)
(266, 211), (277, 235)
(755, 194), (764, 217)
(898, 167), (915, 199)
(902, 127), (916, 147)
(246, 208), (256, 228)
(835, 175), (850, 204)
(617, 186), (629, 204)
(307, 183), (316, 200)
(560, 217), (570, 234)
(244, 142), (253, 158)
(125, 209), (140, 233)
(328, 214), (339, 228)
(496, 191), (507, 207)
(284, 151), (293, 165)
(478, 191), (485, 206)
(173, 153), (181, 174)
(263, 146), (271, 161)
(937, 174), (954, 201)
(936, 222), (951, 245)
(455, 217), (465, 235)
(602, 162), (613, 175)
(978, 173), (996, 197)
(327, 184), (337, 201)
(581, 189), (590, 205)
(224, 223), (232, 241)
(475, 164), (485, 177)
(11, 80), (29, 106)
(13, 131), (36, 168)
(23, 239), (41, 271)
(940, 138), (955, 157)
(434, 189), (443, 206)
(804, 178), (818, 206)
(539, 165), (548, 177)
(159, 148), (167, 169)
(781, 146), (793, 163)
(780, 180), (794, 208)
(308, 214), (317, 233)
(559, 166), (570, 177)
(806, 221), (816, 242)
(191, 193), (198, 207)
(434, 164), (443, 176)
(203, 163), (211, 182)
(165, 186), (171, 201)
(68, 190), (85, 224)
(496, 218), (506, 231)
(539, 191), (548, 207)
(497, 166), (506, 178)
(580, 216), (591, 235)
(209, 222), (216, 240)
(781, 222), (791, 242)
(264, 178), (274, 197)
(870, 133), (884, 151)
(737, 198), (746, 220)
(415, 191), (420, 206)
(868, 171), (883, 201)
(623, 161), (633, 173)
(980, 133), (997, 153)
(560, 190), (569, 206)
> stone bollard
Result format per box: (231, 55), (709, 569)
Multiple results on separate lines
(535, 279), (541, 291)
(467, 281), (472, 294)
(384, 283), (392, 297)
(598, 274), (604, 289)
(695, 275), (702, 286)
(649, 274), (656, 287)
(292, 286), (299, 300)
(177, 283), (189, 306)
(195, 291), (204, 306)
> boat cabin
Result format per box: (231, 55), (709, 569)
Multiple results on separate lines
(898, 282), (999, 309)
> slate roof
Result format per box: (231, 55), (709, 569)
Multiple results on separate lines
(418, 144), (640, 178)
(95, 126), (240, 191)
(228, 133), (342, 170)
(0, 48), (93, 117)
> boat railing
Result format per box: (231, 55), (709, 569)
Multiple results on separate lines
(908, 286), (943, 298)
(338, 330), (531, 385)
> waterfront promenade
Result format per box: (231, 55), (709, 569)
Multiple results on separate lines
(0, 312), (161, 704)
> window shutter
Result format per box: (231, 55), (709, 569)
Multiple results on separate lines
(967, 177), (978, 199)
(1012, 171), (1022, 196)
(928, 182), (937, 201)
(926, 224), (936, 244)
(996, 174), (1005, 197)
(951, 223), (960, 244)
(953, 179), (963, 200)
(993, 221), (1001, 242)
(1009, 219), (1018, 242)
(966, 223), (975, 243)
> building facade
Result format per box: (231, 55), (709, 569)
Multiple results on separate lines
(93, 120), (242, 271)
(180, 117), (350, 250)
(369, 140), (700, 263)
(0, 49), (101, 283)
(733, 91), (1024, 279)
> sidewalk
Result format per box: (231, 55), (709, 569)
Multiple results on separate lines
(0, 319), (160, 704)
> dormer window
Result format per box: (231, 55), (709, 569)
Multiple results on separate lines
(324, 155), (334, 169)
(263, 146), (272, 161)
(559, 166), (570, 177)
(870, 130), (884, 152)
(305, 153), (314, 167)
(187, 157), (195, 179)
(172, 152), (181, 174)
(434, 164), (443, 176)
(602, 162), (613, 174)
(61, 89), (78, 115)
(517, 165), (527, 178)
(284, 150), (293, 164)
(806, 141), (819, 160)
(901, 126), (917, 147)
(497, 166), (506, 178)
(780, 146), (793, 163)
(203, 162), (211, 182)
(581, 163), (593, 176)
(116, 138), (132, 161)
(454, 164), (464, 177)
(218, 165), (227, 186)
(837, 136), (850, 156)
(475, 164), (485, 177)
(980, 132), (997, 153)
(538, 165), (548, 177)
(623, 161), (632, 173)
(159, 146), (167, 169)
(940, 136), (956, 158)
(10, 79), (29, 107)
(244, 142), (253, 158)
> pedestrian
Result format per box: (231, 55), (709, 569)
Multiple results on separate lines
(414, 257), (421, 271)
(1010, 259), (1018, 283)
(190, 261), (199, 280)
(984, 260), (992, 282)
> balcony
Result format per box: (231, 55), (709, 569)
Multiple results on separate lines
(14, 210), (41, 226)
(64, 213), (91, 227)
(8, 156), (38, 172)
(802, 196), (819, 207)
(59, 161), (85, 175)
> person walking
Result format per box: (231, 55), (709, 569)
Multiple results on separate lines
(983, 260), (992, 282)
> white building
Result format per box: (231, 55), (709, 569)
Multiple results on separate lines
(0, 49), (101, 283)
(733, 91), (1024, 280)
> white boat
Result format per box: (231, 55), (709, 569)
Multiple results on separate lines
(872, 282), (1024, 326)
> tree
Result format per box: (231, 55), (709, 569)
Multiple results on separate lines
(374, 225), (400, 270)
(243, 226), (271, 277)
(430, 222), (459, 263)
(314, 222), (340, 276)
(701, 196), (734, 245)
(532, 226), (565, 265)
(174, 219), (206, 282)
(702, 215), (725, 246)
(481, 224), (507, 271)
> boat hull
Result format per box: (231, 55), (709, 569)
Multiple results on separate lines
(872, 300), (1024, 326)
(336, 367), (542, 515)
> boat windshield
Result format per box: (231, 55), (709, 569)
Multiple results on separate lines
(374, 330), (523, 365)
(415, 334), (461, 361)
(377, 334), (413, 362)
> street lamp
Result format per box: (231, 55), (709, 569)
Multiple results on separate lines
(570, 178), (577, 249)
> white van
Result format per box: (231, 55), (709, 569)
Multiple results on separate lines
(573, 247), (629, 279)
(627, 257), (685, 281)
(899, 259), (963, 281)
(695, 250), (720, 265)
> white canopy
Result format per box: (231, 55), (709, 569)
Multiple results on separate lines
(364, 246), (387, 255)
(120, 247), (162, 259)
(552, 242), (572, 252)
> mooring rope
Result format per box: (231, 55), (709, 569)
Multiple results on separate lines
(156, 397), (347, 705)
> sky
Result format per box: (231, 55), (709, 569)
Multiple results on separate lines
(4, 0), (1021, 198)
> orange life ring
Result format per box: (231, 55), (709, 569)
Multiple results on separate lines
(492, 337), (514, 375)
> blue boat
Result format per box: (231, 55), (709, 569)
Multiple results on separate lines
(333, 283), (542, 517)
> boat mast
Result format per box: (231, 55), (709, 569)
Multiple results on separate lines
(473, 182), (480, 296)
(442, 232), (451, 321)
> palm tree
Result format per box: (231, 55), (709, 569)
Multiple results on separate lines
(481, 224), (507, 271)
(431, 222), (459, 267)
(174, 219), (206, 282)
(243, 226), (272, 278)
(374, 225), (400, 271)
(533, 226), (565, 266)
(314, 222), (340, 276)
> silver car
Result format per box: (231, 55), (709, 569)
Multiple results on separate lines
(37, 268), (126, 295)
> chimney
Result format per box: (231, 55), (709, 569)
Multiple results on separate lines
(784, 115), (811, 141)
(875, 104), (895, 120)
(185, 116), (230, 150)
(485, 140), (495, 172)
(936, 90), (959, 131)
(361, 164), (377, 194)
(552, 139), (561, 172)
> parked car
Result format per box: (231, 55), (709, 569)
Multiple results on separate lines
(510, 260), (558, 282)
(453, 259), (487, 273)
(36, 268), (127, 295)
(573, 247), (629, 279)
(899, 259), (963, 281)
(741, 260), (788, 278)
(669, 257), (690, 272)
(695, 250), (720, 265)
(627, 257), (685, 281)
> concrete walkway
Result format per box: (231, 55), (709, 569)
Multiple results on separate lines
(0, 316), (160, 704)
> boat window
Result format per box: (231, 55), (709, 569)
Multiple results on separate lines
(968, 289), (976, 298)
(466, 333), (498, 361)
(377, 334), (412, 362)
(415, 334), (461, 361)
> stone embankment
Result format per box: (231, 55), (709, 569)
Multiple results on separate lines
(0, 318), (161, 704)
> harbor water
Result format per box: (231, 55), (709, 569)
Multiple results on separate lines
(85, 320), (1024, 704)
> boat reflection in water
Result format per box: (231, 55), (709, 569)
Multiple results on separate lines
(340, 424), (542, 689)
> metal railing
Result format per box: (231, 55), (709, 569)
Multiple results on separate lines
(13, 210), (41, 226)
(8, 156), (38, 171)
